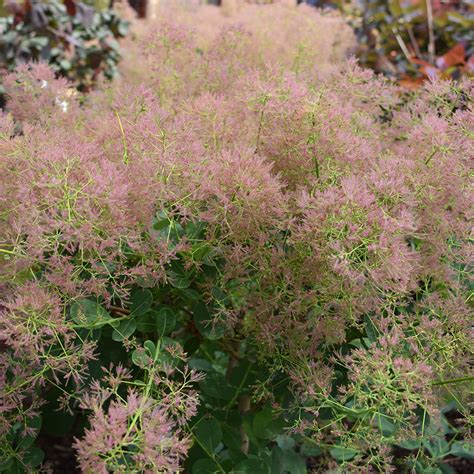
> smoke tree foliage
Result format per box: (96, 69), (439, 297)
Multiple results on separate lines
(0, 3), (472, 473)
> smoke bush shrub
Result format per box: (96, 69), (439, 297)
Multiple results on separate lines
(0, 0), (129, 92)
(0, 3), (472, 472)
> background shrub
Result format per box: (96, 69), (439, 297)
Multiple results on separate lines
(0, 0), (129, 93)
(341, 0), (474, 83)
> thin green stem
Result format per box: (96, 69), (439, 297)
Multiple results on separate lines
(432, 376), (474, 386)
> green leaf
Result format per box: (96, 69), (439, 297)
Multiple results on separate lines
(194, 417), (222, 453)
(450, 441), (474, 460)
(193, 302), (226, 340)
(70, 299), (112, 327)
(27, 415), (41, 431)
(271, 446), (306, 474)
(16, 416), (42, 450)
(132, 340), (158, 367)
(179, 288), (201, 302)
(186, 221), (207, 239)
(0, 458), (14, 471)
(200, 373), (236, 401)
(228, 360), (255, 389)
(329, 446), (359, 461)
(112, 318), (137, 341)
(426, 417), (445, 436)
(253, 406), (274, 440)
(276, 435), (295, 451)
(447, 11), (471, 27)
(233, 458), (270, 474)
(130, 289), (153, 316)
(349, 338), (371, 349)
(153, 210), (170, 231)
(144, 340), (156, 355)
(189, 357), (213, 372)
(439, 413), (456, 435)
(397, 438), (422, 450)
(192, 243), (212, 261)
(300, 441), (322, 457)
(375, 414), (396, 436)
(132, 348), (152, 367)
(211, 286), (229, 305)
(135, 313), (156, 333)
(3, 459), (22, 474)
(221, 424), (243, 453)
(168, 271), (191, 289)
(59, 59), (71, 70)
(154, 307), (176, 335)
(29, 36), (48, 48)
(22, 448), (44, 468)
(363, 314), (378, 343)
(424, 437), (449, 459)
(168, 260), (191, 288)
(117, 21), (129, 37)
(192, 458), (220, 474)
(155, 337), (181, 368)
(438, 462), (456, 474)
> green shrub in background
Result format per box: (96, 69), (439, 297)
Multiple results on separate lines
(340, 0), (473, 82)
(0, 0), (128, 92)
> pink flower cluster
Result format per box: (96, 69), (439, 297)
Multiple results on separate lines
(75, 390), (189, 473)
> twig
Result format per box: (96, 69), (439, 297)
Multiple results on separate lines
(407, 25), (422, 58)
(239, 395), (251, 454)
(426, 0), (435, 63)
(109, 305), (130, 315)
(393, 28), (413, 63)
(432, 376), (474, 386)
(395, 0), (422, 58)
(115, 110), (129, 164)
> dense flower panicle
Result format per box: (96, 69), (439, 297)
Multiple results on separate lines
(0, 3), (472, 471)
(0, 283), (95, 381)
(0, 283), (95, 441)
(3, 63), (78, 124)
(0, 107), (184, 298)
(1, 283), (67, 357)
(74, 352), (201, 473)
(75, 391), (189, 473)
(196, 148), (288, 240)
(118, 3), (355, 104)
(0, 113), (15, 137)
